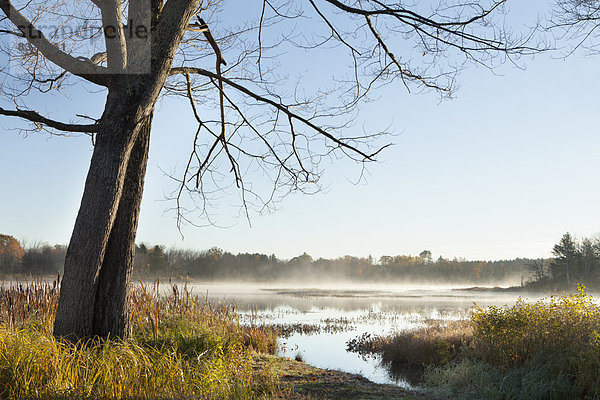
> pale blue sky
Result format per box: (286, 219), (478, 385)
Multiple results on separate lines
(1, 1), (599, 261)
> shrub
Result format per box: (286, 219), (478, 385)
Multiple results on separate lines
(425, 286), (600, 399)
(471, 286), (600, 371)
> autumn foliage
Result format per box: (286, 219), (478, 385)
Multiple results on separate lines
(0, 234), (24, 272)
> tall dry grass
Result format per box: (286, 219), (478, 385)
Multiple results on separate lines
(0, 279), (280, 399)
(347, 320), (474, 368)
(0, 278), (59, 333)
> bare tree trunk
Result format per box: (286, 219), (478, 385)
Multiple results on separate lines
(54, 89), (153, 340)
(91, 113), (152, 339)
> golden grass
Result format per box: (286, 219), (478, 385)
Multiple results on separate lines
(346, 320), (474, 368)
(382, 321), (474, 367)
(0, 279), (280, 399)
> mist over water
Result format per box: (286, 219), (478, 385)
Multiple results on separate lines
(166, 281), (546, 387)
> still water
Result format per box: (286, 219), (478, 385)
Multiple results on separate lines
(181, 282), (540, 387)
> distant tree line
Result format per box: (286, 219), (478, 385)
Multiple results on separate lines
(1, 233), (548, 285)
(0, 235), (66, 276)
(129, 244), (529, 284)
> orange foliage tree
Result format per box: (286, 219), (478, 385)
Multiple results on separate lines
(0, 234), (25, 272)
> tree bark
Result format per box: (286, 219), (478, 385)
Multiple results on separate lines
(91, 113), (152, 339)
(53, 89), (153, 340)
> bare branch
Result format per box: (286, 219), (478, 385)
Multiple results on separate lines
(364, 14), (446, 92)
(0, 107), (99, 133)
(187, 23), (209, 33)
(307, 0), (360, 54)
(197, 17), (227, 66)
(0, 27), (23, 37)
(170, 67), (383, 161)
(551, 0), (600, 54)
(97, 0), (128, 73)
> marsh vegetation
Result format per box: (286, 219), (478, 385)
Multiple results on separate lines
(1, 232), (599, 399)
(349, 287), (600, 399)
(2, 276), (599, 399)
(0, 280), (280, 399)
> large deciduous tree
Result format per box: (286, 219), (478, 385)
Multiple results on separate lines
(0, 0), (531, 340)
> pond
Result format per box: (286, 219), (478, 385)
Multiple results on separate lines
(175, 282), (541, 388)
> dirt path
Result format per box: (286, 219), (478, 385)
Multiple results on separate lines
(254, 355), (435, 400)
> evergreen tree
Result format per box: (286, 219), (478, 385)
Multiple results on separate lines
(550, 233), (579, 286)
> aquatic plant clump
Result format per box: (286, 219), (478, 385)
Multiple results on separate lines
(346, 321), (474, 368)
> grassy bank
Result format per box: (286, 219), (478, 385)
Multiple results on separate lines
(350, 287), (600, 399)
(0, 280), (280, 399)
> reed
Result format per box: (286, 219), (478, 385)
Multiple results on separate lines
(0, 279), (280, 399)
(346, 321), (474, 368)
(0, 278), (59, 333)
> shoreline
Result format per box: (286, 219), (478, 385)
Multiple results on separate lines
(254, 354), (434, 400)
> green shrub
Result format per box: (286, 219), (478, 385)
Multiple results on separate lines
(471, 286), (600, 369)
(424, 287), (600, 399)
